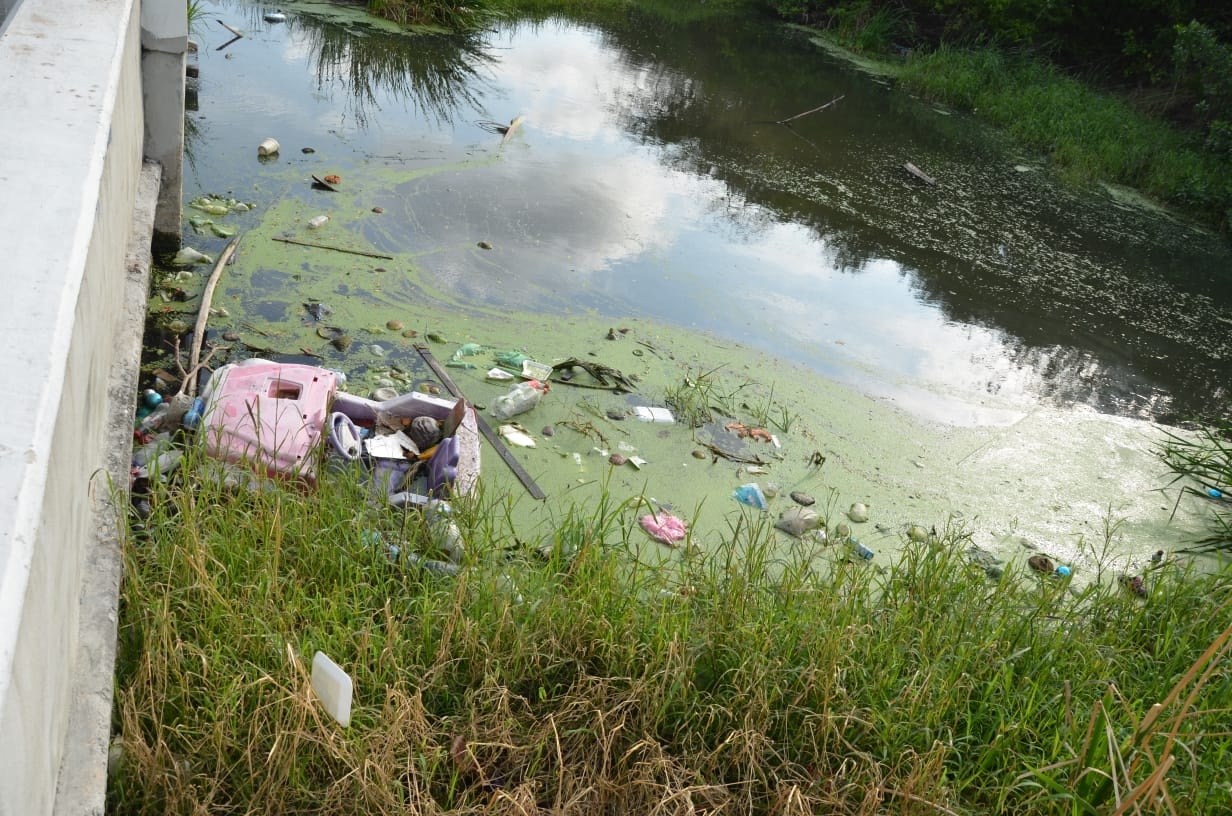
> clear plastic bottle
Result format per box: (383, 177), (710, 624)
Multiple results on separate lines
(490, 380), (547, 420)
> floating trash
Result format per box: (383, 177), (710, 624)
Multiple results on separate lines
(499, 424), (535, 447)
(733, 483), (768, 510)
(1027, 555), (1055, 573)
(639, 512), (687, 546)
(171, 246), (213, 266)
(775, 506), (819, 538)
(303, 302), (333, 321)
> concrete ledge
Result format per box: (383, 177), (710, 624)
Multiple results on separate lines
(0, 0), (146, 812)
(52, 161), (161, 816)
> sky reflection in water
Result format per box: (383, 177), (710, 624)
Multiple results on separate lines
(193, 6), (1232, 426)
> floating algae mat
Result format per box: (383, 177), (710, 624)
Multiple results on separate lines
(156, 6), (1224, 583)
(155, 213), (1210, 581)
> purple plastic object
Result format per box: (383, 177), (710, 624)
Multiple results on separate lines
(370, 457), (411, 499)
(427, 436), (459, 496)
(328, 412), (362, 461)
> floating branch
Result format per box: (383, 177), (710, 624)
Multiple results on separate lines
(702, 442), (766, 466)
(776, 95), (845, 126)
(215, 20), (244, 52)
(183, 235), (242, 397)
(272, 236), (394, 259)
(904, 162), (937, 185)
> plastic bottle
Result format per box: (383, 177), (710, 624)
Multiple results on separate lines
(427, 500), (465, 563)
(405, 552), (460, 577)
(132, 433), (174, 468)
(182, 397), (205, 431)
(847, 537), (874, 560)
(490, 380), (547, 420)
(138, 403), (171, 431)
(308, 214), (330, 229)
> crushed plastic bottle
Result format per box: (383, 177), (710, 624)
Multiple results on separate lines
(846, 537), (874, 560)
(427, 499), (465, 563)
(182, 397), (205, 431)
(490, 380), (547, 420)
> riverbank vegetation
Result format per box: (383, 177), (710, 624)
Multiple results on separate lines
(348, 0), (1232, 230)
(110, 444), (1232, 814)
(766, 0), (1232, 231)
(1161, 420), (1232, 551)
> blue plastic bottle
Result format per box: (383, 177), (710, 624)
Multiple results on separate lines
(848, 538), (874, 560)
(182, 397), (205, 431)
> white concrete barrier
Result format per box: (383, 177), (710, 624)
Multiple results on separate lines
(0, 0), (183, 812)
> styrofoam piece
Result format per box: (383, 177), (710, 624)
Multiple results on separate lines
(310, 651), (353, 727)
(521, 359), (552, 380)
(634, 406), (674, 423)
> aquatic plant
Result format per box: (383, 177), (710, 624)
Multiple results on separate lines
(365, 0), (487, 30)
(186, 0), (209, 34)
(664, 365), (725, 428)
(1159, 420), (1232, 551)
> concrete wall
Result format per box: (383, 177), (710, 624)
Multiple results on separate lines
(142, 0), (186, 245)
(0, 0), (180, 813)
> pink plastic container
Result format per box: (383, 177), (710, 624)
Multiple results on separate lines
(200, 360), (337, 484)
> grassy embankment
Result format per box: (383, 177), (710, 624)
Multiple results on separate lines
(896, 47), (1232, 230)
(795, 1), (1232, 232)
(111, 428), (1232, 814)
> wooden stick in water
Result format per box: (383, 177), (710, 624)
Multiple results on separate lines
(776, 95), (845, 125)
(273, 236), (394, 259)
(185, 235), (242, 397)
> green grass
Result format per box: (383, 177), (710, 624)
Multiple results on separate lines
(663, 366), (798, 433)
(1159, 420), (1232, 551)
(111, 441), (1232, 814)
(898, 45), (1232, 230)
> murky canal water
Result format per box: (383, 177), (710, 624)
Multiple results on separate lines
(170, 0), (1231, 569)
(185, 1), (1231, 426)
